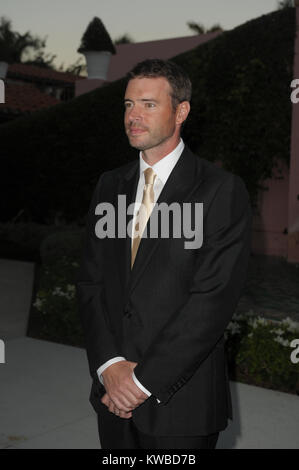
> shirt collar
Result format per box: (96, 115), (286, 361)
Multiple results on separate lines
(139, 138), (185, 185)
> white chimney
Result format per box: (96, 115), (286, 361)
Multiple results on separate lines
(83, 51), (112, 80)
(0, 61), (8, 79)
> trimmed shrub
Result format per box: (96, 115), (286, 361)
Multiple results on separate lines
(77, 17), (116, 54)
(0, 222), (84, 261)
(30, 255), (83, 346)
(40, 229), (83, 266)
(226, 311), (299, 394)
(0, 222), (62, 261)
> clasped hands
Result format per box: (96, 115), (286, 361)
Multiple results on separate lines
(101, 360), (148, 419)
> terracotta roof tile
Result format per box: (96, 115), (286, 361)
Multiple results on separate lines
(0, 82), (60, 114)
(8, 63), (85, 84)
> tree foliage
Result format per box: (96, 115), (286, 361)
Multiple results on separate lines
(187, 21), (223, 35)
(58, 57), (87, 76)
(114, 33), (135, 44)
(277, 0), (294, 8)
(0, 16), (56, 67)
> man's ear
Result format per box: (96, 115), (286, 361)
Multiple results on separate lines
(176, 101), (191, 125)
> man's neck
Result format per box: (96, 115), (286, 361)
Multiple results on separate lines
(141, 136), (181, 166)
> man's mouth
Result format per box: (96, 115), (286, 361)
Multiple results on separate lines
(129, 128), (147, 135)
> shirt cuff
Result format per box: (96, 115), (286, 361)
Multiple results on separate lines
(132, 371), (152, 396)
(132, 372), (161, 404)
(97, 357), (126, 385)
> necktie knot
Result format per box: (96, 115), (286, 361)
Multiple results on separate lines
(144, 167), (156, 186)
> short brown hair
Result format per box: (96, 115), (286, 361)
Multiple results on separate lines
(126, 59), (192, 111)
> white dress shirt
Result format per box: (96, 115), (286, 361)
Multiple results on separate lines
(97, 138), (185, 399)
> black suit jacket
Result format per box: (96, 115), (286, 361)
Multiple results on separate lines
(76, 145), (252, 436)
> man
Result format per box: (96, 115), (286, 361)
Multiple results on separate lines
(77, 59), (252, 449)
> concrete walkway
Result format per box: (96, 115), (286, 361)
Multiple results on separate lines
(0, 259), (298, 449)
(0, 259), (34, 340)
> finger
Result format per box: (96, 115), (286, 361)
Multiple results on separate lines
(114, 394), (144, 413)
(101, 393), (110, 407)
(120, 390), (139, 409)
(126, 383), (148, 404)
(104, 397), (114, 410)
(112, 407), (132, 419)
(130, 362), (138, 368)
(110, 394), (135, 412)
(121, 380), (146, 404)
(108, 400), (117, 414)
(111, 404), (131, 419)
(119, 410), (132, 419)
(109, 387), (139, 411)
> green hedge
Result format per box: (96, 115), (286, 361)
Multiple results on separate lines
(40, 228), (83, 266)
(226, 312), (299, 394)
(175, 8), (295, 196)
(0, 8), (295, 223)
(0, 222), (82, 262)
(29, 255), (84, 347)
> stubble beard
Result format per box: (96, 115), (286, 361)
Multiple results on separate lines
(126, 126), (176, 152)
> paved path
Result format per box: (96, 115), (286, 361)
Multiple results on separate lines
(0, 338), (99, 449)
(0, 259), (298, 449)
(0, 259), (34, 340)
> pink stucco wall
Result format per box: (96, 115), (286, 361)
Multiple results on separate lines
(251, 161), (289, 258)
(216, 159), (290, 259)
(287, 6), (299, 263)
(243, 6), (299, 263)
(75, 78), (106, 97)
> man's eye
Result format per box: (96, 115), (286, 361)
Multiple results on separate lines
(124, 102), (132, 108)
(145, 103), (155, 108)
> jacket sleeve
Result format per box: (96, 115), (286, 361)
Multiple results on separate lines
(76, 173), (122, 382)
(133, 173), (252, 404)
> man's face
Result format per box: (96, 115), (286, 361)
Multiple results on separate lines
(124, 77), (179, 151)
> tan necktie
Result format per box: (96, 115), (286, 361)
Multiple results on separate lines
(131, 167), (156, 268)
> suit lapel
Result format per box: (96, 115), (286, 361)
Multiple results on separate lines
(115, 161), (139, 294)
(126, 146), (205, 297)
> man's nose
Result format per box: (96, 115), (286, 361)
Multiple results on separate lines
(128, 105), (142, 121)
